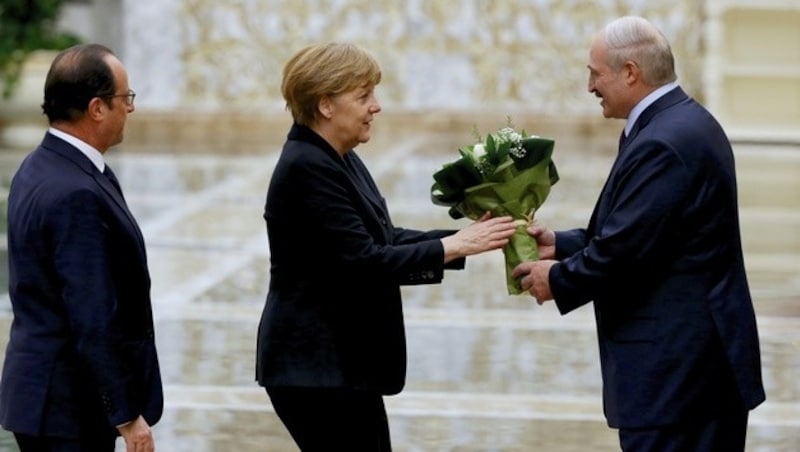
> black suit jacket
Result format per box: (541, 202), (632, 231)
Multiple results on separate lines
(256, 124), (464, 395)
(0, 133), (163, 437)
(550, 88), (765, 428)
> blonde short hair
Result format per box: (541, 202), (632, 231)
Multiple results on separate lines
(281, 42), (382, 126)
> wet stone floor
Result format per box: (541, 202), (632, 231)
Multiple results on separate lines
(0, 137), (798, 451)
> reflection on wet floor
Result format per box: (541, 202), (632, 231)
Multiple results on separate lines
(0, 140), (799, 451)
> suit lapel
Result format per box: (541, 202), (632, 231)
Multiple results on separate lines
(93, 169), (147, 255)
(288, 124), (392, 242)
(343, 152), (388, 216)
(588, 87), (689, 233)
(625, 86), (688, 145)
(341, 153), (392, 243)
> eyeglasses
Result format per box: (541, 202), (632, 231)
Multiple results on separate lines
(104, 89), (136, 106)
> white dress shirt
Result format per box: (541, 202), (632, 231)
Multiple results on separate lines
(48, 127), (106, 173)
(624, 80), (680, 137)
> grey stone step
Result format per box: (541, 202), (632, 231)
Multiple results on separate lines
(156, 386), (800, 452)
(735, 144), (800, 164)
(740, 209), (800, 255)
(739, 170), (800, 210)
(735, 145), (800, 211)
(158, 387), (616, 452)
(152, 303), (800, 403)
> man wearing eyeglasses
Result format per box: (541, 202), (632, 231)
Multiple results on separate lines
(0, 44), (162, 452)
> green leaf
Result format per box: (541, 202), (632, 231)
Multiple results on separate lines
(493, 140), (511, 164)
(485, 133), (496, 154)
(548, 161), (560, 185)
(431, 155), (483, 204)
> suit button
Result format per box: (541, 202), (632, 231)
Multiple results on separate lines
(379, 218), (387, 225)
(101, 394), (114, 413)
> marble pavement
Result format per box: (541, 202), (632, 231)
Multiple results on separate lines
(0, 130), (798, 451)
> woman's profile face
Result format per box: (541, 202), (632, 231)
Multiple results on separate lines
(324, 83), (381, 152)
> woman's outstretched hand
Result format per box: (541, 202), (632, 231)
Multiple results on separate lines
(441, 214), (517, 263)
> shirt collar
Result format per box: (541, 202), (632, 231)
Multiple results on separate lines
(624, 81), (679, 137)
(48, 127), (106, 172)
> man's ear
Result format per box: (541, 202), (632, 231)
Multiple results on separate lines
(318, 96), (333, 120)
(87, 97), (106, 121)
(623, 60), (640, 86)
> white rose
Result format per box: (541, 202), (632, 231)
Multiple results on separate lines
(472, 143), (486, 159)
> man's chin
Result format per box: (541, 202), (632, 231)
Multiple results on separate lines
(600, 106), (620, 119)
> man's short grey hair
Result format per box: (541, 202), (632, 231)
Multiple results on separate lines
(603, 16), (677, 86)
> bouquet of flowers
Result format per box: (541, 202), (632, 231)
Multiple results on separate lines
(431, 121), (559, 295)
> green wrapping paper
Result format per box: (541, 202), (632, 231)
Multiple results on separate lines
(431, 132), (559, 295)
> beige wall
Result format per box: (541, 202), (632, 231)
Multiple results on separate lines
(704, 1), (800, 142)
(170, 0), (705, 114)
(116, 0), (708, 149)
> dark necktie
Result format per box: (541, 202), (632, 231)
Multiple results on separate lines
(618, 130), (627, 153)
(102, 164), (144, 245)
(103, 164), (124, 198)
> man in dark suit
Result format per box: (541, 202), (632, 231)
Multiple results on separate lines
(0, 44), (162, 452)
(512, 16), (765, 451)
